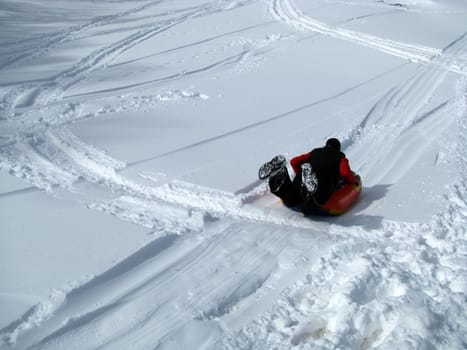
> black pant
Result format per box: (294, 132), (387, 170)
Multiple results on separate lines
(269, 167), (323, 214)
(268, 168), (301, 207)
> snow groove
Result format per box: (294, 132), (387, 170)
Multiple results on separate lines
(1, 221), (323, 350)
(343, 32), (467, 184)
(1, 2), (466, 349)
(0, 0), (256, 120)
(0, 1), (166, 71)
(270, 0), (467, 75)
(269, 0), (439, 60)
(65, 50), (249, 100)
(0, 126), (125, 191)
(217, 75), (467, 350)
(0, 122), (316, 232)
(220, 214), (467, 349)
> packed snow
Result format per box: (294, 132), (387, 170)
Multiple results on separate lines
(0, 0), (466, 349)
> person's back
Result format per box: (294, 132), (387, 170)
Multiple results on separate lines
(290, 138), (355, 206)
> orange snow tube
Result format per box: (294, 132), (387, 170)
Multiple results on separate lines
(320, 174), (362, 215)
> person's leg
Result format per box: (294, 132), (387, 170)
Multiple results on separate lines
(300, 163), (318, 201)
(269, 166), (301, 207)
(292, 167), (324, 215)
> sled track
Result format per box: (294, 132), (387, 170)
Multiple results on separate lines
(0, 0), (260, 200)
(65, 50), (250, 100)
(269, 0), (467, 76)
(1, 2), (466, 349)
(0, 0), (165, 71)
(1, 220), (334, 349)
(219, 85), (467, 349)
(0, 0), (257, 120)
(0, 121), (319, 232)
(343, 30), (467, 184)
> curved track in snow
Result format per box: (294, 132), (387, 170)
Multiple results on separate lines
(0, 0), (466, 349)
(270, 0), (467, 75)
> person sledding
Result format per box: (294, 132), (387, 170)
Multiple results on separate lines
(258, 138), (362, 215)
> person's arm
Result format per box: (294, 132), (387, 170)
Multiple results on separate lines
(290, 153), (311, 174)
(339, 156), (356, 184)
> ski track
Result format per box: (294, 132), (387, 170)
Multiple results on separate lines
(0, 0), (166, 71)
(1, 0), (467, 349)
(269, 0), (467, 76)
(342, 29), (467, 185)
(0, 0), (256, 120)
(0, 0), (260, 199)
(1, 221), (335, 349)
(64, 50), (251, 100)
(217, 79), (467, 350)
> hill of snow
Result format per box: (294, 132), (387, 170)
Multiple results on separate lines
(0, 0), (466, 349)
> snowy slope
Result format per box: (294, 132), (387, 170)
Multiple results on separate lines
(0, 0), (466, 349)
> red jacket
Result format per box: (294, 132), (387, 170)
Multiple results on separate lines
(290, 152), (355, 184)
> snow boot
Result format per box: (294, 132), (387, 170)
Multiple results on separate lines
(258, 155), (286, 180)
(300, 163), (318, 201)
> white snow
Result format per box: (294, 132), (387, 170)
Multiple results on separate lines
(0, 0), (466, 349)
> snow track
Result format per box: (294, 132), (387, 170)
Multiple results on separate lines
(1, 0), (466, 349)
(2, 222), (335, 349)
(217, 77), (467, 349)
(0, 0), (256, 120)
(270, 0), (467, 75)
(345, 31), (467, 184)
(0, 1), (165, 71)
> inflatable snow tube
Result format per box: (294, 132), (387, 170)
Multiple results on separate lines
(319, 174), (362, 215)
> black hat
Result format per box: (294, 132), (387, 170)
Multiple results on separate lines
(325, 138), (341, 151)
